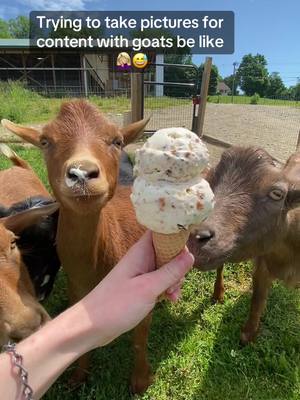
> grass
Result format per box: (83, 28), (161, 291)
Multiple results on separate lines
(208, 95), (300, 107)
(1, 146), (300, 399)
(0, 82), (190, 124)
(0, 83), (298, 126)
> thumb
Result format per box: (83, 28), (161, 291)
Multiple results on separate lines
(147, 248), (194, 297)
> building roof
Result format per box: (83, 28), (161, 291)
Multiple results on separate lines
(0, 39), (30, 49)
(217, 81), (231, 92)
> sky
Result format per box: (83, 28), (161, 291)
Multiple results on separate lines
(1, 0), (299, 87)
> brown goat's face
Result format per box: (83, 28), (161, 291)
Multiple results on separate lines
(41, 106), (122, 213)
(0, 225), (49, 345)
(0, 204), (58, 345)
(2, 101), (149, 215)
(189, 147), (297, 271)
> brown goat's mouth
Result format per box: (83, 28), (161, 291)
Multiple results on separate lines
(66, 194), (108, 207)
(64, 191), (109, 207)
(60, 181), (109, 199)
(67, 193), (105, 199)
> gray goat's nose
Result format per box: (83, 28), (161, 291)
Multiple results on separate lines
(67, 161), (100, 182)
(195, 229), (215, 241)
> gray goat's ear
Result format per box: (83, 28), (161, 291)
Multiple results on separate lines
(282, 152), (300, 208)
(283, 152), (300, 181)
(283, 152), (300, 209)
(286, 189), (300, 209)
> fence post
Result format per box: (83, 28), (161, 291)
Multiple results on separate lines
(51, 54), (57, 92)
(297, 130), (300, 150)
(131, 72), (144, 122)
(196, 57), (212, 137)
(81, 55), (88, 97)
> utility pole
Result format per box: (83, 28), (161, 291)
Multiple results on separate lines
(231, 61), (239, 103)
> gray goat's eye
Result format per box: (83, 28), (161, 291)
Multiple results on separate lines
(269, 188), (284, 201)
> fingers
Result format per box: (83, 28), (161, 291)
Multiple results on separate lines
(147, 248), (194, 297)
(115, 230), (156, 278)
(166, 287), (182, 302)
(166, 278), (184, 295)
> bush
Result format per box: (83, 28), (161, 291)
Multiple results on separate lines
(0, 81), (60, 123)
(250, 92), (260, 105)
(0, 82), (41, 123)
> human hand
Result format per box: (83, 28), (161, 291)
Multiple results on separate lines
(0, 231), (193, 399)
(81, 230), (194, 349)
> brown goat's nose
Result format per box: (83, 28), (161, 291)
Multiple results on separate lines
(66, 161), (100, 183)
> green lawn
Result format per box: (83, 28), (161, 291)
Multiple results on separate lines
(0, 83), (298, 126)
(208, 95), (300, 107)
(1, 146), (300, 400)
(0, 83), (190, 124)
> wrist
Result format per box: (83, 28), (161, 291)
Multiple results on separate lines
(51, 301), (99, 355)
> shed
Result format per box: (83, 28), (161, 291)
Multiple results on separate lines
(217, 81), (231, 96)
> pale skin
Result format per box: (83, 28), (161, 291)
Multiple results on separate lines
(0, 231), (194, 399)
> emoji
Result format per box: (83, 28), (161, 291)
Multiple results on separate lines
(132, 53), (148, 69)
(116, 52), (131, 71)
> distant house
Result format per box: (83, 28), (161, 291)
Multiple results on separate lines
(217, 81), (231, 96)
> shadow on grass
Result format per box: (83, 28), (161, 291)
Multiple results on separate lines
(191, 284), (300, 400)
(43, 269), (300, 400)
(43, 271), (213, 400)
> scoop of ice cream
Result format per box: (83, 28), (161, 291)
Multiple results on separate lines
(131, 127), (214, 234)
(134, 127), (209, 182)
(131, 176), (214, 234)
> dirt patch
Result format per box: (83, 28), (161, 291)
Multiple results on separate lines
(144, 102), (300, 163)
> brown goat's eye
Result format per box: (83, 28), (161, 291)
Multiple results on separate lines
(112, 137), (123, 148)
(40, 137), (50, 148)
(10, 238), (17, 250)
(269, 188), (285, 201)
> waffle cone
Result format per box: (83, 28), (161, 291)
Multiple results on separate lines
(152, 230), (190, 268)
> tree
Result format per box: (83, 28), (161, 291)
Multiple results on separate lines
(0, 16), (29, 38)
(237, 54), (269, 97)
(223, 74), (239, 95)
(164, 54), (198, 97)
(199, 63), (220, 95)
(266, 72), (286, 98)
(0, 18), (11, 38)
(8, 16), (29, 38)
(291, 83), (300, 100)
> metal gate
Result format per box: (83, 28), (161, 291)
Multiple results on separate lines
(131, 57), (212, 137)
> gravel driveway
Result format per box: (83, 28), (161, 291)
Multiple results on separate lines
(144, 102), (300, 163)
(1, 103), (299, 165)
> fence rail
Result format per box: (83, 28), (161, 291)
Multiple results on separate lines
(0, 63), (299, 165)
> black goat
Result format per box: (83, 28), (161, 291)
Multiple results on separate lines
(0, 196), (60, 300)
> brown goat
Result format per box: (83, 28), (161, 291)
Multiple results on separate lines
(189, 146), (300, 344)
(0, 145), (58, 345)
(0, 144), (49, 206)
(2, 100), (152, 393)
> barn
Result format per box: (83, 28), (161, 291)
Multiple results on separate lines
(0, 39), (134, 96)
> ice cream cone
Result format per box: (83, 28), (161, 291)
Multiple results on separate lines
(152, 229), (190, 268)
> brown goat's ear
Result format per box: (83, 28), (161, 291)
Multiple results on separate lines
(1, 119), (41, 148)
(121, 116), (150, 145)
(2, 202), (59, 234)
